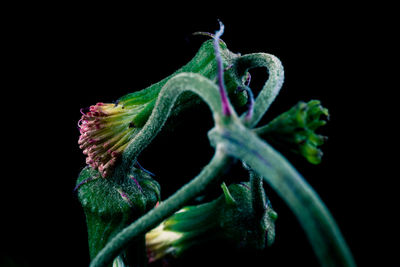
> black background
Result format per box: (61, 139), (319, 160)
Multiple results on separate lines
(2, 3), (397, 267)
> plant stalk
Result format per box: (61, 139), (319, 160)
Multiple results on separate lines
(208, 122), (356, 267)
(90, 146), (232, 267)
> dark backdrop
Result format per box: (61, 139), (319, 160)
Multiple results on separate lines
(2, 3), (396, 267)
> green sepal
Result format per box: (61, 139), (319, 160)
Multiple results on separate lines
(254, 100), (329, 164)
(131, 99), (157, 128)
(219, 182), (276, 250)
(76, 166), (160, 262)
(221, 182), (237, 206)
(147, 181), (277, 260)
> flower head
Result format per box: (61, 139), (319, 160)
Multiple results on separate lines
(78, 102), (147, 177)
(145, 182), (277, 263)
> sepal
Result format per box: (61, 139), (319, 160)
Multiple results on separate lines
(145, 181), (277, 262)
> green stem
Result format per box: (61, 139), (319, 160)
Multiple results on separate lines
(233, 53), (285, 128)
(90, 146), (231, 267)
(91, 72), (235, 266)
(114, 72), (235, 177)
(208, 123), (356, 267)
(88, 52), (354, 267)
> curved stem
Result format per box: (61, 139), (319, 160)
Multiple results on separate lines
(209, 123), (356, 267)
(90, 146), (231, 267)
(115, 72), (236, 176)
(234, 53), (285, 128)
(88, 51), (354, 267)
(96, 72), (237, 265)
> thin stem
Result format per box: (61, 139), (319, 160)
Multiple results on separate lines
(209, 123), (356, 267)
(238, 85), (254, 121)
(90, 146), (231, 267)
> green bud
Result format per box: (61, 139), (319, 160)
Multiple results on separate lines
(145, 182), (277, 262)
(254, 100), (329, 164)
(219, 183), (277, 249)
(76, 165), (160, 263)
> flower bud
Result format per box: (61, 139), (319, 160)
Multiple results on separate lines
(255, 100), (329, 164)
(76, 164), (160, 261)
(145, 182), (277, 262)
(78, 102), (150, 178)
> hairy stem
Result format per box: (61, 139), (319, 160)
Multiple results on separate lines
(92, 72), (236, 266)
(90, 147), (231, 267)
(209, 123), (356, 267)
(233, 53), (285, 128)
(87, 50), (354, 267)
(114, 72), (236, 178)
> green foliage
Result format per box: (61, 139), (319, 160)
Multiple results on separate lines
(76, 25), (355, 267)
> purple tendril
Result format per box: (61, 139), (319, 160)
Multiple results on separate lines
(237, 73), (254, 121)
(240, 86), (254, 121)
(214, 20), (231, 116)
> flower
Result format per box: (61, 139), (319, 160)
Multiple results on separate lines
(145, 182), (277, 263)
(145, 220), (184, 262)
(77, 38), (250, 178)
(78, 102), (148, 177)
